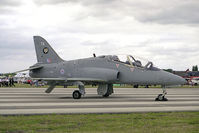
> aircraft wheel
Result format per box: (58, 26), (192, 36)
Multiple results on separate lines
(163, 97), (168, 101)
(73, 90), (81, 99)
(103, 93), (109, 97)
(134, 85), (139, 88)
(155, 94), (168, 101)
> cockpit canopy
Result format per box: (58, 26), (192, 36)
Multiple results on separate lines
(98, 54), (160, 71)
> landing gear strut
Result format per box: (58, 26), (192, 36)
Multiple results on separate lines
(155, 87), (168, 101)
(72, 82), (85, 99)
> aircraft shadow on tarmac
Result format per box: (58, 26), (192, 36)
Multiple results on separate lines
(57, 95), (185, 101)
(59, 96), (118, 99)
(58, 96), (160, 101)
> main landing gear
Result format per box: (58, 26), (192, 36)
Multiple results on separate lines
(155, 87), (168, 101)
(72, 83), (113, 99)
(97, 84), (113, 98)
(72, 90), (82, 99)
(103, 93), (110, 97)
(72, 84), (85, 99)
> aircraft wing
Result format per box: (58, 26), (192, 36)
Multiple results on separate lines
(14, 65), (43, 73)
(32, 77), (107, 82)
(32, 77), (106, 94)
(67, 78), (107, 82)
(32, 78), (67, 81)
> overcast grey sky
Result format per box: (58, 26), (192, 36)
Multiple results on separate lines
(0, 0), (198, 73)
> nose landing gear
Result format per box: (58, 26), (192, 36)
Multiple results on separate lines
(155, 87), (168, 101)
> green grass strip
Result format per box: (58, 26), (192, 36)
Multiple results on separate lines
(0, 112), (199, 133)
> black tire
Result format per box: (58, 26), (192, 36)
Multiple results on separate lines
(155, 94), (168, 101)
(103, 93), (109, 97)
(134, 85), (139, 88)
(155, 98), (159, 101)
(72, 90), (81, 99)
(163, 97), (168, 101)
(155, 94), (163, 101)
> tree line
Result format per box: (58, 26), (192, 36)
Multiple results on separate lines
(164, 65), (198, 73)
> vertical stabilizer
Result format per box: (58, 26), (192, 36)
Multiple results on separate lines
(33, 36), (63, 64)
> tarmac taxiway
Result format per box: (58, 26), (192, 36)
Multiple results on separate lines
(0, 87), (199, 115)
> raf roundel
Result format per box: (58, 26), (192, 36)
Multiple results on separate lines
(47, 58), (51, 63)
(60, 69), (65, 75)
(43, 47), (49, 54)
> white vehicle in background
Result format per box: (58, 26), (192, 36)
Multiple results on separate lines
(191, 77), (199, 86)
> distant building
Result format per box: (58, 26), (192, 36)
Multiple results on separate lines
(173, 71), (187, 78)
(187, 71), (199, 77)
(173, 71), (199, 78)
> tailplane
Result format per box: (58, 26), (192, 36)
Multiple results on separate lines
(33, 36), (63, 64)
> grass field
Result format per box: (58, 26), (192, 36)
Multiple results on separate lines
(0, 112), (199, 133)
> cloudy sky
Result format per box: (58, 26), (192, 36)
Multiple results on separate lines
(0, 0), (199, 73)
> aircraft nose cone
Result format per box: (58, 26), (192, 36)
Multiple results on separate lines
(169, 73), (186, 85)
(161, 70), (186, 85)
(178, 76), (186, 85)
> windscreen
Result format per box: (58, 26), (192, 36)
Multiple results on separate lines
(110, 54), (160, 71)
(112, 55), (149, 68)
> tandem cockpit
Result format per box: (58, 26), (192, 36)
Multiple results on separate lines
(98, 54), (160, 71)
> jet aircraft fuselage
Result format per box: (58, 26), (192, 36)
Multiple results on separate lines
(23, 36), (186, 100)
(30, 55), (184, 86)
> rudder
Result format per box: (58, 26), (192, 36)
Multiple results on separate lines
(33, 36), (63, 64)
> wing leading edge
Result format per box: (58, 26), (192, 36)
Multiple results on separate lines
(32, 78), (107, 82)
(11, 65), (43, 74)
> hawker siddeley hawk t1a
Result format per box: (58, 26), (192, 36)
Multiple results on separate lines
(16, 36), (186, 101)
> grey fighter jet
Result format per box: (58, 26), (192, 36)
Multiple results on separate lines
(17, 36), (186, 101)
